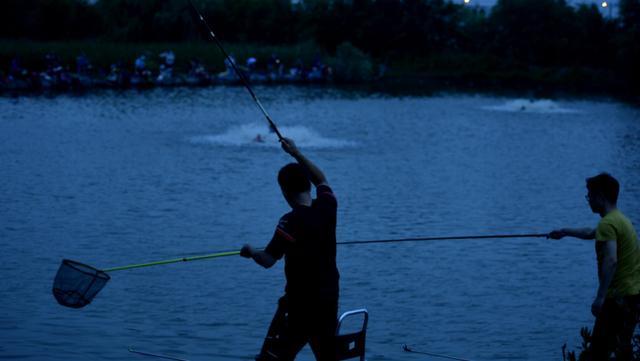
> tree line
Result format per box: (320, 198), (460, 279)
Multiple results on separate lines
(1, 0), (639, 95)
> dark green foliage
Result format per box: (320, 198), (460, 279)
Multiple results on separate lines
(0, 0), (638, 96)
(211, 0), (299, 43)
(616, 0), (640, 95)
(93, 0), (194, 42)
(487, 0), (576, 66)
(563, 327), (592, 361)
(620, 0), (640, 28)
(328, 42), (374, 82)
(563, 327), (640, 361)
(0, 0), (103, 40)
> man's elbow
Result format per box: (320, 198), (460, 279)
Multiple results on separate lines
(262, 260), (277, 269)
(257, 253), (277, 268)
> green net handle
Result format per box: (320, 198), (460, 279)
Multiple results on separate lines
(103, 251), (241, 272)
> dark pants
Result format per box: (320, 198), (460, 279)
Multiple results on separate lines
(589, 294), (640, 361)
(256, 295), (338, 361)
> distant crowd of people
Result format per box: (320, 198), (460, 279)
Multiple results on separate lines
(0, 50), (335, 92)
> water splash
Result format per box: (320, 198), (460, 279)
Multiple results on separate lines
(190, 123), (357, 148)
(482, 99), (579, 114)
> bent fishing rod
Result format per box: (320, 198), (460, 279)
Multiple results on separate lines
(187, 0), (283, 141)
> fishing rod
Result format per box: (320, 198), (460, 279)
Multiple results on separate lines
(106, 232), (547, 272)
(51, 250), (241, 309)
(52, 232), (548, 309)
(187, 0), (284, 141)
(128, 347), (253, 361)
(338, 233), (547, 246)
(104, 250), (240, 272)
(403, 344), (473, 361)
(129, 347), (189, 361)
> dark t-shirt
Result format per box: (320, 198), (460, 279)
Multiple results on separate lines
(265, 184), (339, 300)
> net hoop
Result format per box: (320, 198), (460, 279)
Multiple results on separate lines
(52, 259), (110, 308)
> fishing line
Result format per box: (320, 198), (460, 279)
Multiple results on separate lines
(187, 0), (283, 141)
(128, 347), (255, 361)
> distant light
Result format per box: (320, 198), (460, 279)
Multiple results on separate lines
(601, 1), (608, 8)
(463, 0), (471, 4)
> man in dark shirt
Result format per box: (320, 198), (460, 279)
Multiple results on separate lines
(241, 138), (340, 361)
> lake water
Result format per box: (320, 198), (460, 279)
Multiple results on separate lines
(1, 87), (639, 361)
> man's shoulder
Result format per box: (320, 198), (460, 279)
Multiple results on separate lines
(597, 215), (614, 228)
(596, 215), (617, 241)
(601, 210), (632, 229)
(596, 210), (636, 240)
(279, 211), (296, 225)
(316, 183), (335, 195)
(315, 183), (337, 206)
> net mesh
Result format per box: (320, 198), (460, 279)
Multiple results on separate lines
(52, 259), (110, 308)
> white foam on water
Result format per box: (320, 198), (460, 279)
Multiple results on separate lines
(482, 99), (579, 114)
(190, 123), (357, 149)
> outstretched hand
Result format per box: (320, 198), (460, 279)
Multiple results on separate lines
(281, 137), (300, 157)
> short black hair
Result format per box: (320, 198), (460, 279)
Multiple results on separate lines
(586, 172), (619, 204)
(278, 163), (311, 194)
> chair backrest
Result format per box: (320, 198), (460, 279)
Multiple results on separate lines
(335, 309), (368, 361)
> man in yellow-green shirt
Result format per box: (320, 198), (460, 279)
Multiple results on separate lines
(550, 173), (640, 360)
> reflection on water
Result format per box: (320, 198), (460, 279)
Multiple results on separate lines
(0, 88), (638, 361)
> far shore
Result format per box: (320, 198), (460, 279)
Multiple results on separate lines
(0, 41), (637, 103)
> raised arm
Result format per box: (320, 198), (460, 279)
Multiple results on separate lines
(548, 227), (596, 240)
(281, 138), (327, 187)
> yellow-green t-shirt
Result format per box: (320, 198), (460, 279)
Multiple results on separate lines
(595, 209), (640, 298)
